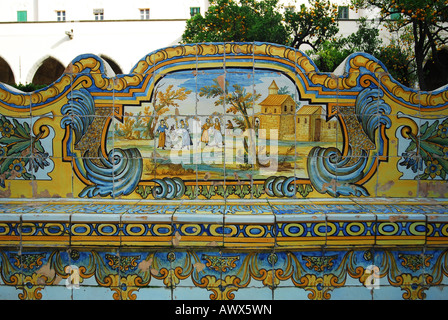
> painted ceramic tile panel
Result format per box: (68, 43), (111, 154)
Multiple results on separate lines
(1, 42), (448, 200)
(1, 247), (448, 300)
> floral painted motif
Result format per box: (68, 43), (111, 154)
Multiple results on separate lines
(400, 118), (448, 180)
(0, 42), (447, 301)
(0, 116), (50, 187)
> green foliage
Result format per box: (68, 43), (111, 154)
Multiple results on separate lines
(343, 17), (382, 54)
(311, 39), (352, 72)
(311, 17), (415, 86)
(311, 18), (382, 72)
(351, 0), (448, 90)
(181, 0), (288, 44)
(376, 42), (416, 87)
(181, 0), (339, 51)
(285, 0), (339, 50)
(11, 83), (47, 92)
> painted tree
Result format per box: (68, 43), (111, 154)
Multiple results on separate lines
(352, 0), (448, 90)
(115, 85), (191, 139)
(199, 77), (263, 164)
(145, 84), (192, 139)
(199, 78), (261, 131)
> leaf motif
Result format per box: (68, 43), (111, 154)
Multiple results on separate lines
(21, 172), (34, 180)
(419, 140), (444, 157)
(252, 184), (264, 198)
(0, 116), (10, 126)
(419, 121), (429, 135)
(7, 140), (31, 156)
(33, 140), (45, 153)
(417, 172), (429, 180)
(12, 119), (29, 138)
(405, 141), (417, 152)
(420, 120), (439, 141)
(426, 136), (448, 147)
(0, 135), (22, 145)
(0, 157), (15, 174)
(440, 169), (446, 180)
(234, 117), (246, 131)
(437, 158), (448, 173)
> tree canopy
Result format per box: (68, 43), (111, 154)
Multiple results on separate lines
(352, 0), (448, 90)
(181, 0), (339, 51)
(181, 0), (448, 89)
(181, 0), (288, 44)
(284, 0), (339, 51)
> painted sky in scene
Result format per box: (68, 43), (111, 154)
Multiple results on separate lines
(152, 68), (299, 115)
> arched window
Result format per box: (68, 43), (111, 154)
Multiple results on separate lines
(0, 57), (15, 85)
(32, 57), (65, 85)
(100, 55), (123, 75)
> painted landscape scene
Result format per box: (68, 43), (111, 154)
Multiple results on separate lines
(107, 68), (342, 183)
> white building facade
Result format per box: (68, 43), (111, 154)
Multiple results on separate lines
(0, 0), (383, 85)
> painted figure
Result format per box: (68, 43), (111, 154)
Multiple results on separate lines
(208, 118), (223, 147)
(156, 119), (168, 149)
(180, 119), (193, 149)
(201, 118), (212, 145)
(168, 125), (180, 149)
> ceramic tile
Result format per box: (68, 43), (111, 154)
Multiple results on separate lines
(196, 71), (226, 116)
(268, 199), (318, 215)
(426, 214), (448, 246)
(172, 209), (224, 247)
(1, 43), (448, 300)
(225, 200), (272, 215)
(418, 179), (448, 198)
(375, 214), (426, 246)
(296, 250), (328, 292)
(223, 115), (254, 199)
(172, 286), (211, 300)
(231, 287), (273, 300)
(72, 286), (116, 300)
(136, 287), (172, 300)
(120, 211), (173, 247)
(3, 43), (448, 202)
(424, 249), (448, 286)
(326, 213), (376, 246)
(223, 213), (275, 249)
(376, 158), (419, 198)
(21, 213), (71, 247)
(275, 213), (326, 248)
(423, 285), (448, 300)
(0, 213), (21, 247)
(70, 213), (122, 246)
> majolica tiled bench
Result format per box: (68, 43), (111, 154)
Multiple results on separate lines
(1, 198), (447, 248)
(0, 43), (447, 300)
